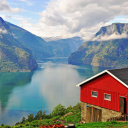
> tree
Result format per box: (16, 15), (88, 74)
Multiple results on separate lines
(72, 102), (81, 112)
(42, 111), (46, 119)
(51, 104), (66, 117)
(21, 117), (26, 123)
(1, 124), (4, 127)
(35, 110), (42, 120)
(28, 113), (34, 122)
(66, 105), (72, 112)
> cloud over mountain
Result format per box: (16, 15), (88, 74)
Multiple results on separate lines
(37, 0), (128, 39)
(4, 0), (128, 40)
(92, 33), (128, 41)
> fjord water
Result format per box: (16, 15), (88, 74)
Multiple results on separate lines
(0, 58), (108, 125)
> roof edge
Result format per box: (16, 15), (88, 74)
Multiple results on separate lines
(76, 70), (107, 87)
(76, 70), (128, 88)
(106, 70), (128, 88)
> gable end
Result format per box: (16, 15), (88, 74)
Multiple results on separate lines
(76, 70), (128, 88)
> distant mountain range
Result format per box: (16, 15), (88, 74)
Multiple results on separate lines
(3, 16), (128, 71)
(0, 17), (83, 72)
(68, 23), (128, 68)
(7, 22), (83, 61)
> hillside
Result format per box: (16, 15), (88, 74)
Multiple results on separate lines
(7, 22), (53, 60)
(68, 23), (128, 68)
(2, 103), (128, 128)
(7, 22), (83, 60)
(0, 17), (37, 72)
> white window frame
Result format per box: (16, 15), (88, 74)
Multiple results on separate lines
(104, 93), (111, 101)
(91, 91), (97, 98)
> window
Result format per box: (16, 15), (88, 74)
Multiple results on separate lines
(92, 91), (97, 98)
(104, 93), (111, 101)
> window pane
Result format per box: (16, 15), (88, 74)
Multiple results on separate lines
(104, 94), (111, 100)
(92, 91), (97, 97)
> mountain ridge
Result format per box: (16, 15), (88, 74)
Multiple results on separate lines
(0, 17), (83, 72)
(68, 23), (128, 68)
(0, 17), (37, 72)
(7, 21), (83, 61)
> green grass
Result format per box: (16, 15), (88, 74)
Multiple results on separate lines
(75, 120), (128, 128)
(8, 119), (60, 128)
(61, 112), (81, 124)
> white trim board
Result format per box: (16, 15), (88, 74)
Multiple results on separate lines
(76, 70), (128, 88)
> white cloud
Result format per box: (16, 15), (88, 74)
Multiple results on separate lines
(0, 0), (21, 13)
(92, 33), (128, 41)
(17, 0), (128, 40)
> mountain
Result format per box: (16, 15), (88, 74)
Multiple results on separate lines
(7, 22), (53, 60)
(92, 23), (128, 41)
(7, 22), (83, 60)
(68, 23), (128, 68)
(0, 17), (37, 72)
(47, 37), (83, 57)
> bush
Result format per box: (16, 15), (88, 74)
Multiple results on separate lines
(40, 119), (54, 126)
(19, 124), (23, 127)
(72, 103), (81, 112)
(4, 125), (11, 128)
(56, 121), (61, 125)
(62, 112), (81, 124)
(110, 120), (117, 124)
(51, 115), (61, 120)
(1, 124), (4, 127)
(15, 122), (20, 126)
(45, 114), (52, 119)
(25, 123), (29, 126)
(66, 105), (72, 113)
(30, 120), (40, 127)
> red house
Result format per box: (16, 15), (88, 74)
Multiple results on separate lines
(77, 68), (128, 123)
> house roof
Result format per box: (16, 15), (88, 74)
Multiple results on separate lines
(76, 68), (128, 88)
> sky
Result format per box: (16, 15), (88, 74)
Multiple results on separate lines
(0, 0), (128, 40)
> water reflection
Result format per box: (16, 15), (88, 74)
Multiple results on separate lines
(37, 62), (108, 112)
(37, 63), (83, 112)
(0, 72), (33, 125)
(39, 57), (68, 64)
(75, 64), (111, 79)
(0, 59), (110, 125)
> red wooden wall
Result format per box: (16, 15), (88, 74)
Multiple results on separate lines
(80, 73), (128, 114)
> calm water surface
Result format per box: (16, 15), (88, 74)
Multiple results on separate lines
(0, 58), (110, 125)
